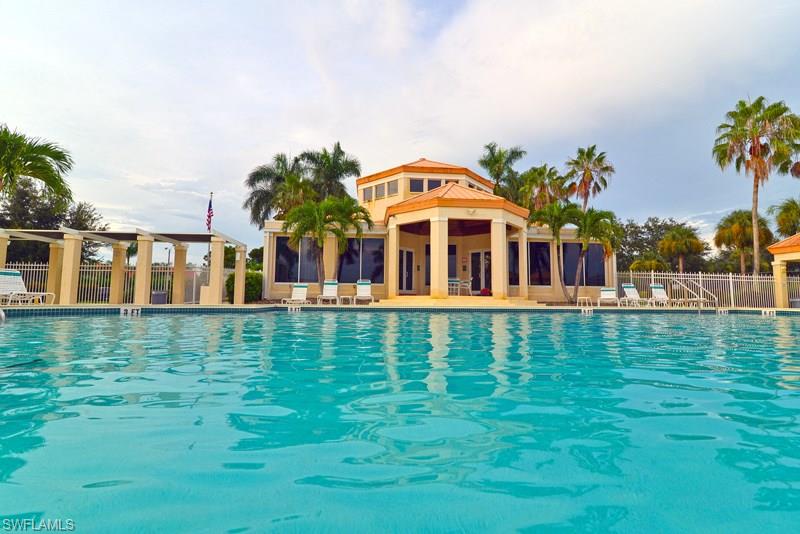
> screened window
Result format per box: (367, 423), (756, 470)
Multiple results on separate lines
(529, 242), (551, 285)
(425, 244), (457, 285)
(275, 237), (319, 283)
(337, 238), (385, 283)
(562, 243), (605, 286)
(387, 180), (398, 196)
(375, 183), (385, 199)
(410, 179), (424, 192)
(508, 241), (519, 286)
(427, 179), (442, 190)
(362, 187), (373, 202)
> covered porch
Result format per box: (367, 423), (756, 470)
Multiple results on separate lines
(384, 183), (530, 300)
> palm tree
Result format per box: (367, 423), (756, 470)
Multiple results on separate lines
(300, 142), (361, 199)
(529, 201), (581, 302)
(243, 153), (304, 227)
(714, 210), (773, 274)
(564, 145), (615, 211)
(495, 170), (526, 206)
(272, 173), (317, 218)
(281, 196), (373, 289)
(570, 209), (620, 300)
(0, 124), (73, 199)
(712, 96), (800, 274)
(769, 197), (800, 238)
(519, 164), (573, 211)
(630, 256), (669, 271)
(478, 142), (526, 192)
(658, 227), (705, 273)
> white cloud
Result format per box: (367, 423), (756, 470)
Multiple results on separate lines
(2, 0), (799, 263)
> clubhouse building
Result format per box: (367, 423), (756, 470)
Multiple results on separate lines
(261, 158), (617, 303)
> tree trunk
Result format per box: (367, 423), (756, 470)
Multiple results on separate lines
(572, 248), (586, 301)
(678, 255), (684, 273)
(316, 254), (325, 292)
(751, 176), (760, 275)
(556, 243), (571, 303)
(739, 251), (746, 275)
(582, 195), (588, 212)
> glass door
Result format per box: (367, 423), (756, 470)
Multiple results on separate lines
(399, 249), (414, 293)
(470, 250), (491, 293)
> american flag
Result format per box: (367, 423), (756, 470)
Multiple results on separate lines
(206, 194), (214, 232)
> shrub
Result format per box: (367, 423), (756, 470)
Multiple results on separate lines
(225, 271), (263, 303)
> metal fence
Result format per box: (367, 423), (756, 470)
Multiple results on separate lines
(621, 271), (800, 308)
(6, 262), (211, 304)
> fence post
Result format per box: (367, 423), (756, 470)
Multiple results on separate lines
(728, 273), (735, 308)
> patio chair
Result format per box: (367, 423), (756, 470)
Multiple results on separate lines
(448, 278), (470, 296)
(281, 283), (310, 305)
(620, 283), (648, 307)
(317, 280), (340, 305)
(0, 270), (55, 305)
(353, 279), (374, 304)
(648, 283), (672, 307)
(597, 287), (620, 307)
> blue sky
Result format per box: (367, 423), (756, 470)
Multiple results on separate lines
(2, 0), (800, 262)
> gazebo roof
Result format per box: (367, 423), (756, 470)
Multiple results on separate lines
(768, 233), (800, 255)
(383, 182), (529, 223)
(357, 158), (495, 189)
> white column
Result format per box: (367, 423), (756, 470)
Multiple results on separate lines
(387, 222), (399, 298)
(490, 219), (508, 299)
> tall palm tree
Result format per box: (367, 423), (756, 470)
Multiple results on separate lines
(478, 142), (526, 192)
(564, 145), (615, 212)
(243, 153), (304, 227)
(519, 164), (573, 211)
(272, 173), (317, 218)
(281, 196), (373, 289)
(714, 210), (773, 274)
(495, 170), (526, 206)
(712, 96), (800, 274)
(529, 201), (581, 302)
(300, 142), (361, 199)
(769, 197), (800, 238)
(658, 227), (705, 273)
(0, 124), (73, 199)
(571, 209), (620, 300)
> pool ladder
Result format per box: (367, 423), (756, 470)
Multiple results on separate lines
(120, 306), (142, 317)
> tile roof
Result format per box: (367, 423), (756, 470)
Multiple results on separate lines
(384, 182), (529, 223)
(768, 232), (800, 254)
(356, 158), (494, 188)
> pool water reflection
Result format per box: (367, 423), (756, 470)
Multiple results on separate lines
(1, 311), (799, 532)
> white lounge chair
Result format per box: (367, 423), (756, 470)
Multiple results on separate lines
(0, 270), (55, 305)
(649, 283), (672, 307)
(281, 283), (310, 305)
(353, 279), (374, 304)
(620, 283), (648, 307)
(317, 280), (340, 305)
(598, 287), (620, 307)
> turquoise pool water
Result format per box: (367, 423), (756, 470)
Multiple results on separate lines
(1, 311), (799, 532)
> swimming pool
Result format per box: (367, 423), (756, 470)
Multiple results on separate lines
(1, 311), (798, 532)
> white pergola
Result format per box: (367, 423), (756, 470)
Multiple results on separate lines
(0, 227), (247, 305)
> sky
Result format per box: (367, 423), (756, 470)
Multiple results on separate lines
(2, 0), (800, 263)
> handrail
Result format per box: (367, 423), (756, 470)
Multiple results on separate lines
(669, 278), (702, 304)
(687, 279), (719, 309)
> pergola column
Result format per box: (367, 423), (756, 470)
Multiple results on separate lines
(262, 231), (271, 300)
(171, 244), (188, 305)
(46, 243), (64, 304)
(773, 260), (789, 309)
(59, 234), (83, 305)
(233, 245), (247, 304)
(490, 219), (508, 299)
(386, 222), (399, 298)
(0, 233), (8, 268)
(133, 235), (154, 305)
(430, 216), (448, 298)
(109, 242), (127, 304)
(322, 235), (338, 281)
(203, 236), (226, 305)
(517, 227), (528, 299)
